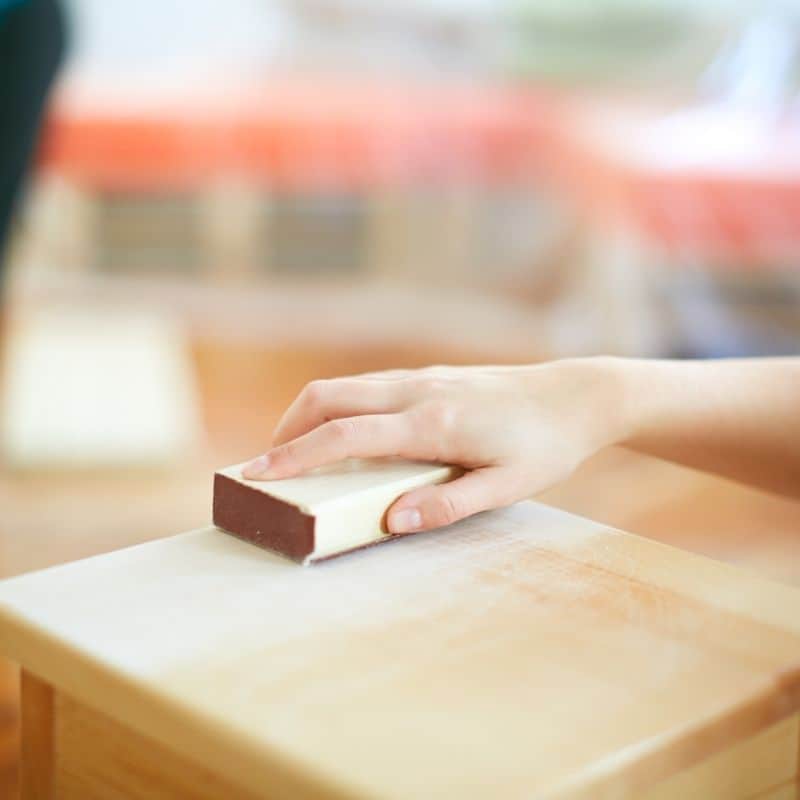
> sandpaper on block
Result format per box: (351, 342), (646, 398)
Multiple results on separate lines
(213, 459), (460, 564)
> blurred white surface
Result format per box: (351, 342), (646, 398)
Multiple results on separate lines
(1, 309), (202, 468)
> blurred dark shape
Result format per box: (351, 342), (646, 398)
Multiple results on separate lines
(0, 0), (66, 279)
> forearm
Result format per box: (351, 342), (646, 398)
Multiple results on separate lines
(610, 357), (800, 498)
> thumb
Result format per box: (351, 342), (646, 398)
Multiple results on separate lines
(386, 467), (515, 534)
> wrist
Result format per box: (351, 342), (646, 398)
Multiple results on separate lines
(604, 356), (676, 449)
(522, 356), (638, 452)
(579, 356), (640, 449)
(600, 356), (643, 446)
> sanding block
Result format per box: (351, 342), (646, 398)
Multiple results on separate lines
(213, 458), (460, 564)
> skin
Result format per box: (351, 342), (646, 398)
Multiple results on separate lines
(242, 357), (800, 534)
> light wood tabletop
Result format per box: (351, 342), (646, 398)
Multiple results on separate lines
(0, 501), (799, 799)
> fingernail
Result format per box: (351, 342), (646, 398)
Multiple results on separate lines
(390, 508), (422, 534)
(242, 455), (271, 479)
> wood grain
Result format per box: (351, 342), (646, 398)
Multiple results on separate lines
(641, 712), (798, 800)
(37, 694), (800, 800)
(752, 783), (799, 800)
(55, 691), (261, 800)
(0, 502), (799, 799)
(20, 671), (55, 800)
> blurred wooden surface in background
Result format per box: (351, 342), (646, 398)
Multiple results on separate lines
(0, 335), (799, 796)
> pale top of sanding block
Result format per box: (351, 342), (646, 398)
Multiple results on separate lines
(215, 458), (456, 514)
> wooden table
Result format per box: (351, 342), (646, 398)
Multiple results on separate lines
(1, 502), (799, 799)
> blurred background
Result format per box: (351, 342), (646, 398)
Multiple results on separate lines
(2, 0), (800, 790)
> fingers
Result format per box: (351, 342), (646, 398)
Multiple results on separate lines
(244, 414), (418, 480)
(386, 467), (517, 533)
(271, 369), (472, 446)
(271, 379), (410, 446)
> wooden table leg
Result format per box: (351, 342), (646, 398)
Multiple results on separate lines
(20, 671), (55, 800)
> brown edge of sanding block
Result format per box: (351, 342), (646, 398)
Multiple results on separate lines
(213, 472), (316, 563)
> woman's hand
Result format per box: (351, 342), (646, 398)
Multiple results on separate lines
(242, 358), (627, 534)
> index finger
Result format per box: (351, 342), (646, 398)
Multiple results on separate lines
(272, 378), (409, 447)
(244, 413), (421, 480)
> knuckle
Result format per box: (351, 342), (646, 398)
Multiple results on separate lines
(301, 379), (329, 406)
(421, 400), (456, 432)
(430, 492), (463, 526)
(327, 418), (358, 442)
(274, 440), (300, 466)
(417, 376), (448, 395)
